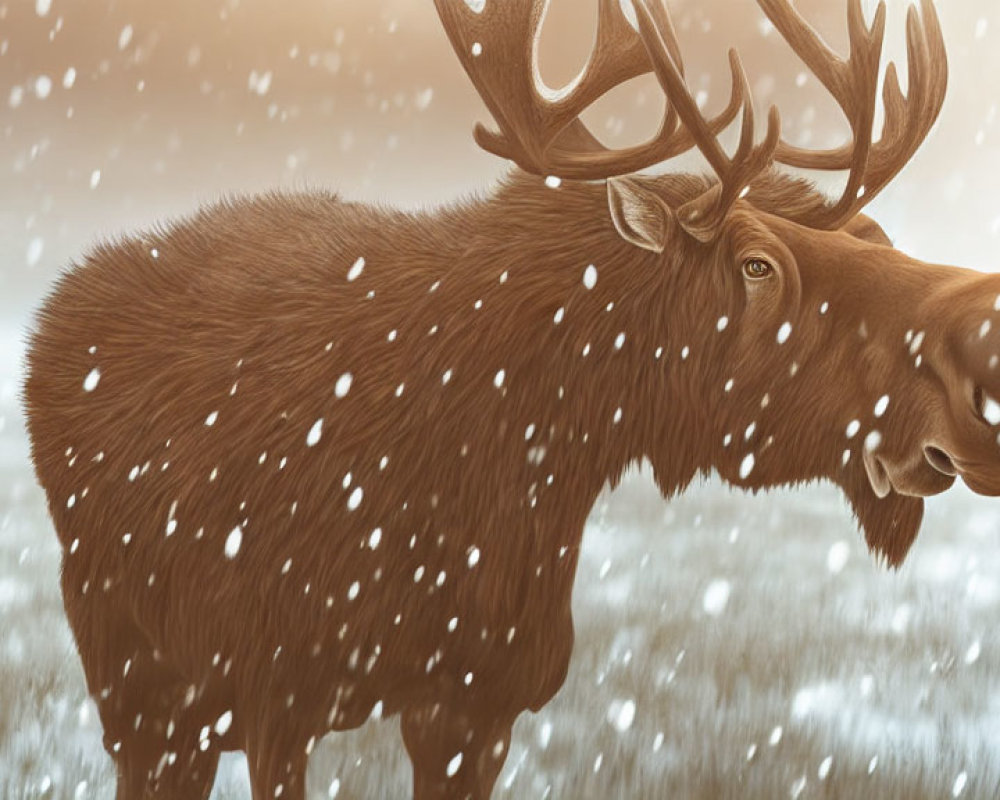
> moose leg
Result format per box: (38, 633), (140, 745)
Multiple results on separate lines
(61, 582), (221, 799)
(244, 723), (310, 800)
(80, 639), (220, 796)
(400, 700), (518, 800)
(115, 731), (220, 800)
(101, 648), (222, 800)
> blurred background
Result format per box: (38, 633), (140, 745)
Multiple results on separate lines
(4, 0), (1000, 797)
(2, 0), (999, 324)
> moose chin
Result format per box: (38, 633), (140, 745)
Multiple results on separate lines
(20, 0), (999, 797)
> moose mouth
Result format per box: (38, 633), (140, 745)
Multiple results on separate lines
(862, 446), (957, 499)
(843, 446), (956, 568)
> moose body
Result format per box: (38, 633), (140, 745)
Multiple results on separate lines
(28, 179), (687, 797)
(24, 0), (1000, 797)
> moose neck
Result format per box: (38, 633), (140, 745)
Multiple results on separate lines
(437, 172), (720, 513)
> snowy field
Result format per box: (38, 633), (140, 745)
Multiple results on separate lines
(5, 0), (1000, 797)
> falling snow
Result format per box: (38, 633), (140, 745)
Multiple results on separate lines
(26, 237), (44, 267)
(335, 373), (353, 398)
(827, 541), (850, 574)
(414, 87), (434, 111)
(34, 75), (52, 99)
(224, 526), (243, 559)
(118, 24), (134, 50)
(982, 393), (1000, 425)
(214, 710), (233, 736)
(82, 368), (100, 392)
(347, 487), (364, 511)
(306, 418), (324, 447)
(248, 69), (272, 96)
(609, 699), (636, 732)
(703, 579), (731, 615)
(347, 257), (366, 282)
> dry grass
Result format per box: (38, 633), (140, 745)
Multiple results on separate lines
(3, 398), (1000, 799)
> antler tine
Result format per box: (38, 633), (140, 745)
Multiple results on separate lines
(864, 0), (947, 187)
(523, 0), (682, 168)
(633, 1), (782, 241)
(768, 0), (884, 175)
(561, 0), (681, 115)
(761, 0), (884, 116)
(540, 48), (746, 178)
(434, 0), (545, 170)
(762, 0), (947, 229)
(435, 0), (744, 181)
(436, 0), (650, 171)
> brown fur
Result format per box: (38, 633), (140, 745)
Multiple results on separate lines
(23, 168), (1000, 798)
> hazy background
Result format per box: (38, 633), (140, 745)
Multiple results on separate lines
(5, 0), (1000, 797)
(3, 0), (1000, 325)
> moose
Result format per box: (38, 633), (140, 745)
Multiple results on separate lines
(22, 0), (999, 796)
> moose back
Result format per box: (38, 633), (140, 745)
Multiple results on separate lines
(23, 0), (1000, 798)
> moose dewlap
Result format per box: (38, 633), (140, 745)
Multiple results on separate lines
(21, 0), (1000, 798)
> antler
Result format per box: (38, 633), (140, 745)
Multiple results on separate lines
(760, 0), (948, 229)
(437, 0), (947, 238)
(432, 0), (744, 181)
(631, 2), (781, 241)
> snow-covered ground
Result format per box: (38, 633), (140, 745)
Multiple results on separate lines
(5, 0), (1000, 797)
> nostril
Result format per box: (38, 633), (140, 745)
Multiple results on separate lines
(924, 445), (958, 476)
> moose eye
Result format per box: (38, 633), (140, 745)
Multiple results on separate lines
(743, 258), (774, 280)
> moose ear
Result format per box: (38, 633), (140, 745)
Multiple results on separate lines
(842, 213), (893, 247)
(607, 178), (674, 253)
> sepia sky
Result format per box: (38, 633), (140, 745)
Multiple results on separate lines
(1, 0), (1000, 323)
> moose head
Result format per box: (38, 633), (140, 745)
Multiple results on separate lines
(436, 0), (999, 567)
